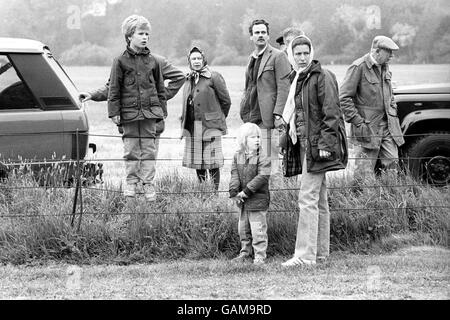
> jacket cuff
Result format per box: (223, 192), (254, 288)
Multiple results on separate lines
(229, 189), (239, 198)
(351, 115), (365, 126)
(243, 187), (254, 197)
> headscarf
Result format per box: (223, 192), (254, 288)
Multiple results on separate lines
(282, 35), (315, 145)
(187, 46), (211, 84)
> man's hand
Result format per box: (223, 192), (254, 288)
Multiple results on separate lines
(111, 115), (121, 125)
(79, 92), (92, 102)
(319, 149), (331, 159)
(274, 115), (285, 130)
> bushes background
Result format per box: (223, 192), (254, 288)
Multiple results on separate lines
(60, 43), (114, 66)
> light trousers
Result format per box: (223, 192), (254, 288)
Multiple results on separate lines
(354, 122), (399, 180)
(294, 148), (330, 262)
(122, 119), (157, 185)
(238, 209), (268, 260)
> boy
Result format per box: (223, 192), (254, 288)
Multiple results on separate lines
(108, 15), (166, 201)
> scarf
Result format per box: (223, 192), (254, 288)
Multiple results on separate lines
(282, 35), (315, 145)
(187, 65), (212, 85)
(187, 46), (212, 84)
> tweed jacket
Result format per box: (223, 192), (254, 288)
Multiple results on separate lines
(240, 44), (291, 129)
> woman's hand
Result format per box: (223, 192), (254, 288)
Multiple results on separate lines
(319, 149), (331, 159)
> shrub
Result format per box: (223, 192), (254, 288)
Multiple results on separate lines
(59, 42), (113, 66)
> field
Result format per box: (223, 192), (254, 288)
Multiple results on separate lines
(65, 64), (450, 187)
(0, 65), (449, 300)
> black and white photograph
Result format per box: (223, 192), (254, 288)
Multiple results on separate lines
(0, 0), (448, 304)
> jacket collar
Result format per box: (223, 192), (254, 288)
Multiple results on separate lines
(257, 44), (273, 79)
(288, 59), (322, 82)
(364, 53), (377, 69)
(252, 44), (268, 59)
(126, 46), (151, 56)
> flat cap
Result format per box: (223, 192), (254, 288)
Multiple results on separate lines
(275, 35), (284, 45)
(372, 35), (399, 51)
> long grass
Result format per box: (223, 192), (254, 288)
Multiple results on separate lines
(0, 167), (448, 265)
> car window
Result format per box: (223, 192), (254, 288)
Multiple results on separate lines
(0, 55), (38, 110)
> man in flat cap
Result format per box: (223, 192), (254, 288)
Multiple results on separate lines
(340, 35), (404, 182)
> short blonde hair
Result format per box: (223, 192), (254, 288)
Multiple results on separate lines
(121, 15), (151, 44)
(236, 123), (262, 152)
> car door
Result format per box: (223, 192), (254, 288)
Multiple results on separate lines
(0, 54), (64, 163)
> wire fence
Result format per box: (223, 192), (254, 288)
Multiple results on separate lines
(1, 130), (449, 230)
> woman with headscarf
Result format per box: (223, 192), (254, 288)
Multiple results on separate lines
(280, 35), (348, 267)
(181, 47), (231, 190)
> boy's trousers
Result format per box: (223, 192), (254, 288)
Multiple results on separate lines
(122, 119), (157, 185)
(238, 209), (268, 260)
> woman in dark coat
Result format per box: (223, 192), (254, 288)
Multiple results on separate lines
(181, 47), (231, 189)
(280, 35), (348, 267)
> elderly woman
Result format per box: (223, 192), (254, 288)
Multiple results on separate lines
(280, 35), (348, 266)
(181, 47), (231, 190)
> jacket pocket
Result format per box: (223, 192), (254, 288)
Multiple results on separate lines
(204, 111), (224, 132)
(363, 71), (379, 100)
(363, 71), (380, 84)
(262, 65), (274, 72)
(204, 111), (222, 120)
(125, 75), (135, 86)
(354, 122), (372, 143)
(309, 135), (320, 161)
(120, 98), (138, 120)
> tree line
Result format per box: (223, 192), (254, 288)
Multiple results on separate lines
(1, 0), (449, 65)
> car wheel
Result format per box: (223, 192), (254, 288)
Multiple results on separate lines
(405, 131), (450, 185)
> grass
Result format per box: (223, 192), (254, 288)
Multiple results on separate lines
(0, 166), (448, 265)
(0, 246), (448, 299)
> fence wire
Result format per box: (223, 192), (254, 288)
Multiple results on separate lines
(1, 131), (449, 223)
(0, 205), (448, 219)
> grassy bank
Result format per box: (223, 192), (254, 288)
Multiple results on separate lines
(0, 246), (448, 299)
(0, 169), (448, 265)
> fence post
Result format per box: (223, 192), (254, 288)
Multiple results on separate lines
(76, 130), (84, 232)
(71, 129), (83, 230)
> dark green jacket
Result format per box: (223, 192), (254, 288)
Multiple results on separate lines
(284, 60), (348, 174)
(108, 47), (166, 123)
(339, 53), (404, 149)
(90, 53), (185, 115)
(181, 70), (231, 139)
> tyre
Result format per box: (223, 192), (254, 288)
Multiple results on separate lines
(404, 131), (450, 185)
